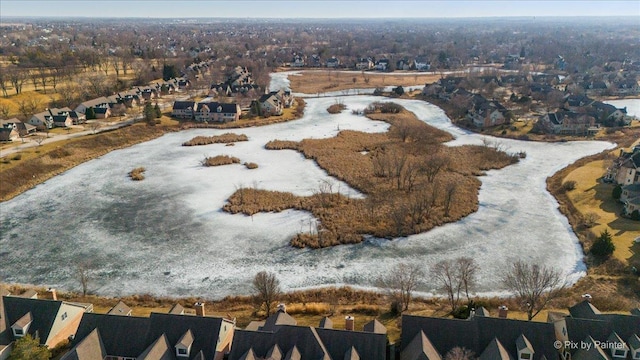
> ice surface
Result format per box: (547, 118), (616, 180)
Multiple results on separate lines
(0, 95), (622, 299)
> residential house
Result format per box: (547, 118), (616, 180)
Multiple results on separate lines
(537, 111), (597, 136)
(229, 307), (387, 360)
(468, 99), (509, 128)
(291, 54), (306, 67)
(396, 58), (412, 71)
(63, 303), (235, 360)
(414, 57), (431, 71)
(93, 106), (112, 119)
(107, 301), (132, 316)
(194, 102), (241, 123)
(326, 57), (340, 68)
(0, 291), (93, 355)
(28, 107), (75, 129)
(605, 148), (640, 185)
(171, 101), (196, 120)
(400, 310), (559, 360)
(177, 78), (191, 90)
(256, 93), (283, 116)
(75, 97), (112, 115)
(375, 58), (390, 71)
(549, 300), (640, 360)
(355, 57), (374, 70)
(0, 119), (21, 142)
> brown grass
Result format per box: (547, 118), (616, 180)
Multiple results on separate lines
(128, 167), (146, 181)
(224, 104), (519, 248)
(182, 133), (248, 146)
(327, 103), (347, 114)
(287, 70), (449, 94)
(202, 155), (240, 167)
(244, 162), (258, 169)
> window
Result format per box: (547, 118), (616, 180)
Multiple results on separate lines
(13, 328), (24, 337)
(520, 353), (531, 360)
(61, 312), (68, 321)
(178, 348), (188, 355)
(613, 349), (626, 358)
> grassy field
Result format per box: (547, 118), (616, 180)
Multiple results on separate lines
(563, 142), (640, 266)
(286, 70), (447, 94)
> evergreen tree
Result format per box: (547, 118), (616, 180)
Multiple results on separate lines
(8, 334), (51, 360)
(154, 103), (162, 118)
(612, 184), (622, 200)
(591, 229), (615, 259)
(162, 64), (178, 81)
(143, 102), (155, 124)
(85, 107), (96, 120)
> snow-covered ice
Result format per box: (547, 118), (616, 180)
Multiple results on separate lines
(0, 95), (619, 299)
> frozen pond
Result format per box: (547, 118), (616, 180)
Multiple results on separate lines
(0, 96), (615, 298)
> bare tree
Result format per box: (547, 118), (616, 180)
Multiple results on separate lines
(0, 102), (10, 118)
(16, 98), (41, 120)
(252, 271), (281, 316)
(502, 260), (565, 320)
(88, 120), (102, 134)
(432, 257), (479, 314)
(421, 153), (449, 183)
(445, 347), (475, 360)
(376, 262), (423, 313)
(76, 262), (93, 296)
(443, 181), (458, 217)
(33, 135), (45, 146)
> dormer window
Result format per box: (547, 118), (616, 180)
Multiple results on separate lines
(175, 329), (194, 358)
(613, 348), (627, 358)
(11, 312), (33, 338)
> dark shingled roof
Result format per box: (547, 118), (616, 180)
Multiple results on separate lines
(172, 101), (196, 110)
(196, 102), (239, 114)
(400, 314), (559, 360)
(316, 327), (387, 360)
(229, 326), (330, 360)
(479, 338), (513, 360)
(569, 300), (601, 319)
(72, 313), (151, 358)
(137, 334), (173, 360)
(60, 328), (107, 360)
(2, 296), (63, 344)
(146, 312), (226, 359)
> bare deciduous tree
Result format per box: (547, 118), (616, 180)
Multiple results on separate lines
(432, 257), (479, 314)
(33, 135), (45, 146)
(445, 347), (475, 360)
(502, 260), (565, 320)
(76, 262), (93, 296)
(443, 181), (458, 217)
(421, 153), (449, 183)
(252, 271), (281, 316)
(376, 262), (423, 313)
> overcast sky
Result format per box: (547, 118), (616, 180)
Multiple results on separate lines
(1, 0), (638, 18)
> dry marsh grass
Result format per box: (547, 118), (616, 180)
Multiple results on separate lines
(182, 133), (248, 146)
(224, 104), (519, 248)
(244, 162), (258, 169)
(202, 155), (240, 167)
(128, 167), (146, 181)
(327, 103), (347, 114)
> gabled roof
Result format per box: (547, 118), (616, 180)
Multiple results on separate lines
(284, 345), (301, 360)
(516, 334), (534, 353)
(196, 102), (239, 114)
(628, 334), (640, 351)
(176, 329), (194, 348)
(344, 346), (360, 360)
(261, 310), (297, 331)
(401, 330), (442, 360)
(319, 317), (333, 329)
(230, 326), (330, 360)
(475, 307), (490, 317)
(60, 328), (106, 360)
(107, 301), (131, 316)
(13, 311), (33, 328)
(168, 303), (185, 315)
(363, 319), (386, 334)
(137, 334), (173, 360)
(239, 348), (258, 360)
(400, 314), (559, 360)
(316, 326), (387, 360)
(3, 296), (63, 344)
(572, 336), (608, 360)
(569, 300), (602, 319)
(266, 344), (283, 360)
(172, 101), (196, 110)
(479, 338), (513, 360)
(79, 97), (111, 108)
(72, 312), (151, 358)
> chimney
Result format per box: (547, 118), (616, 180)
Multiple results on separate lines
(194, 302), (205, 317)
(45, 288), (57, 301)
(582, 294), (592, 302)
(277, 303), (286, 313)
(345, 316), (355, 331)
(498, 305), (508, 319)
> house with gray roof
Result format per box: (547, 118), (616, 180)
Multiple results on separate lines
(0, 293), (92, 355)
(400, 313), (559, 360)
(229, 308), (387, 360)
(63, 303), (234, 360)
(550, 300), (640, 360)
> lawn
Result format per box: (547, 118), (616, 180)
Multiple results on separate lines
(564, 156), (640, 266)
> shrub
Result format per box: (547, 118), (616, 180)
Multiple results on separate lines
(201, 155), (240, 167)
(582, 212), (601, 228)
(562, 180), (577, 191)
(11, 154), (22, 161)
(244, 162), (258, 169)
(182, 133), (248, 146)
(48, 148), (73, 159)
(631, 210), (640, 221)
(327, 103), (347, 114)
(128, 167), (146, 181)
(612, 184), (622, 200)
(591, 229), (615, 259)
